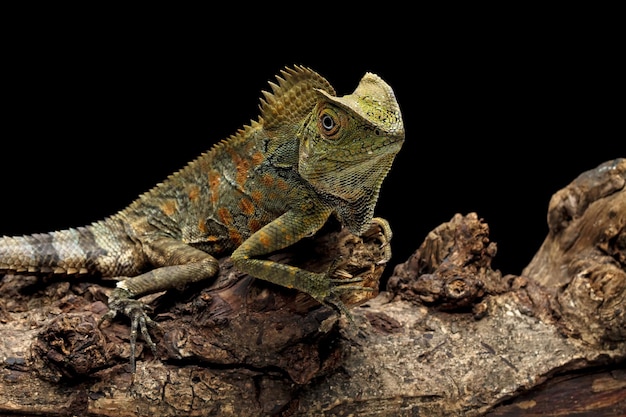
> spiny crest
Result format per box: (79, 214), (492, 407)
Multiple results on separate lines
(259, 65), (336, 130)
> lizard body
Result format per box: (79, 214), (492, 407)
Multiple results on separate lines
(0, 65), (404, 370)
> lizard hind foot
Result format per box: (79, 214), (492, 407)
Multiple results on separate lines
(99, 287), (160, 372)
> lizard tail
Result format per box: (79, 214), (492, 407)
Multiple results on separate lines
(0, 227), (104, 275)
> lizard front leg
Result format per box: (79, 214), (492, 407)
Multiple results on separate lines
(100, 237), (219, 371)
(231, 208), (367, 320)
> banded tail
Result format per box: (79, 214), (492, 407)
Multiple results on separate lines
(0, 219), (143, 277)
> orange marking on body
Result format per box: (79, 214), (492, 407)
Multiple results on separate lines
(198, 218), (207, 234)
(251, 151), (264, 166)
(161, 200), (177, 217)
(217, 207), (233, 225)
(261, 173), (274, 187)
(206, 235), (220, 242)
(258, 230), (272, 248)
(236, 161), (250, 187)
(239, 198), (255, 216)
(208, 170), (221, 204)
(248, 218), (262, 232)
(188, 184), (200, 201)
(251, 190), (263, 202)
(229, 228), (243, 246)
(227, 148), (250, 188)
(276, 178), (289, 191)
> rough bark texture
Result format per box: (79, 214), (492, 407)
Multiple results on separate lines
(1, 158), (625, 416)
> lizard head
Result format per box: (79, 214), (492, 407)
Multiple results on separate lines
(298, 72), (405, 234)
(260, 66), (405, 235)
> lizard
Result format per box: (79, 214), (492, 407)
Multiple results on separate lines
(0, 65), (405, 372)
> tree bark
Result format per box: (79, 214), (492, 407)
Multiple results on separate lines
(1, 159), (624, 417)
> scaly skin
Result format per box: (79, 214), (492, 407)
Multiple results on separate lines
(0, 65), (405, 371)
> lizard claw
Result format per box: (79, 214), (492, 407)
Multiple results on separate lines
(367, 217), (393, 264)
(321, 261), (374, 326)
(99, 288), (159, 372)
(322, 293), (356, 325)
(326, 257), (374, 295)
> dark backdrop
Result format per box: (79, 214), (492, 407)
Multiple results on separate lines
(3, 21), (622, 284)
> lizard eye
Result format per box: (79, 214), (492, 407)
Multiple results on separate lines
(322, 114), (335, 131)
(318, 107), (342, 138)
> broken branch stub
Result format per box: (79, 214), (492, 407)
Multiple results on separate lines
(523, 158), (626, 345)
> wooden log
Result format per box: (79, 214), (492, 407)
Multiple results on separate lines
(1, 159), (624, 416)
(0, 219), (388, 416)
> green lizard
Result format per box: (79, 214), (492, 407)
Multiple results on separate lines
(0, 65), (405, 371)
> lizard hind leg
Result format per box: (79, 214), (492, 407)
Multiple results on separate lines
(98, 240), (220, 372)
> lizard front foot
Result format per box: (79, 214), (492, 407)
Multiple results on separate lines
(99, 287), (159, 372)
(322, 280), (375, 330)
(320, 260), (375, 324)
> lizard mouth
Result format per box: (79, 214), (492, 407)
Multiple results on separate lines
(326, 136), (404, 163)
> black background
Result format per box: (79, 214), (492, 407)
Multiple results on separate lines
(2, 12), (623, 285)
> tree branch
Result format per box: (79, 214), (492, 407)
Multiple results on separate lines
(1, 159), (624, 416)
